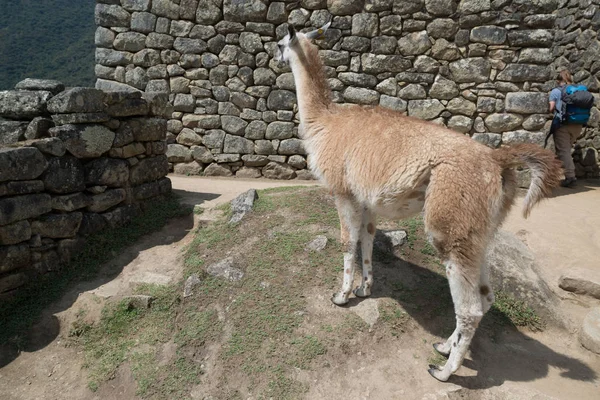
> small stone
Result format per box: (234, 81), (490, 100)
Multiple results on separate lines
(374, 229), (407, 252)
(427, 19), (459, 39)
(47, 87), (105, 114)
(398, 31), (432, 56)
(0, 90), (53, 119)
(229, 189), (258, 224)
(380, 95), (407, 112)
(447, 116), (473, 133)
(407, 99), (445, 120)
(183, 274), (202, 298)
(207, 257), (244, 281)
(174, 161), (203, 175)
(236, 167), (262, 178)
(343, 87), (379, 105)
(204, 163), (233, 177)
(429, 76), (459, 100)
(484, 113), (523, 133)
(398, 84), (426, 100)
(15, 78), (64, 95)
(125, 295), (154, 309)
(351, 13), (379, 37)
(305, 235), (328, 252)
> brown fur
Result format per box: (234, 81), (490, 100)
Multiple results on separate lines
(284, 29), (564, 381)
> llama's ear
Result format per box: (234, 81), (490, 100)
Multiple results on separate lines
(305, 21), (331, 40)
(288, 25), (298, 45)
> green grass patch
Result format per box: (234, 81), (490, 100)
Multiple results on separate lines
(490, 291), (544, 331)
(0, 194), (191, 347)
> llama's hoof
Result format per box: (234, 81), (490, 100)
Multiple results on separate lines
(428, 365), (450, 382)
(433, 343), (450, 358)
(353, 286), (371, 298)
(331, 293), (349, 306)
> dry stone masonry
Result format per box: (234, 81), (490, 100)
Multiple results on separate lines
(0, 79), (171, 296)
(93, 0), (600, 180)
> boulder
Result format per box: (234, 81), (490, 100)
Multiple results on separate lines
(262, 161), (296, 179)
(449, 58), (491, 83)
(95, 3), (131, 27)
(0, 121), (28, 144)
(343, 87), (379, 105)
(352, 13), (379, 37)
(47, 87), (105, 114)
(88, 189), (127, 213)
(306, 235), (328, 252)
(0, 148), (48, 183)
(15, 79), (65, 94)
(279, 139), (306, 155)
(0, 221), (32, 246)
(507, 29), (553, 47)
(327, 0), (364, 15)
(408, 99), (445, 120)
(486, 230), (561, 323)
(0, 90), (52, 119)
(470, 26), (507, 45)
(361, 54), (411, 73)
(472, 132), (501, 148)
(223, 0), (267, 22)
(129, 155), (169, 185)
(224, 135), (254, 154)
(484, 114), (524, 133)
(505, 92), (548, 114)
(229, 189), (258, 224)
(203, 163), (233, 177)
(267, 90), (296, 110)
(0, 180), (44, 198)
(31, 212), (83, 239)
(236, 167), (262, 178)
(496, 64), (550, 82)
(49, 124), (115, 158)
(266, 121), (294, 140)
(398, 31), (432, 56)
(43, 156), (86, 194)
(51, 193), (92, 212)
(85, 158), (130, 187)
(25, 117), (55, 140)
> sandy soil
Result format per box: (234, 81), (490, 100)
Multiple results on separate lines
(0, 175), (598, 400)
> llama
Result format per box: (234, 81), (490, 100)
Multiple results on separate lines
(276, 23), (563, 381)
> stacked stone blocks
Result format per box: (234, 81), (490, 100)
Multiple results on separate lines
(0, 78), (171, 296)
(94, 0), (600, 179)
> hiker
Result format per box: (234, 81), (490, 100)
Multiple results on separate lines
(548, 70), (595, 187)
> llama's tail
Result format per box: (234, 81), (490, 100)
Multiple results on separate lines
(492, 143), (563, 218)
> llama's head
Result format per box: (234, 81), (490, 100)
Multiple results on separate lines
(276, 22), (331, 63)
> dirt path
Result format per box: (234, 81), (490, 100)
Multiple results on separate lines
(0, 175), (599, 400)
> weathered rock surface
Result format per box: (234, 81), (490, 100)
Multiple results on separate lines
(207, 257), (244, 281)
(0, 148), (48, 183)
(306, 235), (328, 252)
(580, 308), (600, 355)
(559, 268), (600, 300)
(229, 189), (258, 224)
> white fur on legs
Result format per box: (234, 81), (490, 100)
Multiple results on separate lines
(354, 209), (375, 298)
(429, 261), (483, 381)
(331, 197), (362, 306)
(480, 260), (495, 314)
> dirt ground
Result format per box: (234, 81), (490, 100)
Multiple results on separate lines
(0, 175), (599, 400)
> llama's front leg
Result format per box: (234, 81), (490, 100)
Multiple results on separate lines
(331, 197), (362, 306)
(337, 205), (350, 246)
(354, 209), (375, 298)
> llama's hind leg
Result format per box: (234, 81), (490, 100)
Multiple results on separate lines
(331, 196), (362, 306)
(429, 260), (483, 382)
(354, 209), (375, 298)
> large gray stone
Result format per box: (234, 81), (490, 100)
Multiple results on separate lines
(32, 213), (82, 239)
(202, 129), (226, 149)
(267, 90), (296, 110)
(518, 48), (553, 64)
(95, 4), (131, 27)
(174, 37), (207, 54)
(341, 36), (371, 52)
(191, 146), (214, 163)
(343, 87), (379, 105)
(114, 32), (147, 52)
(380, 95), (407, 112)
(487, 230), (560, 323)
(151, 0), (179, 18)
(484, 113), (524, 133)
(398, 31), (432, 56)
(425, 0), (457, 15)
(470, 26), (507, 45)
(129, 155), (169, 185)
(262, 161), (296, 180)
(88, 189), (127, 213)
(449, 58), (491, 83)
(166, 143), (193, 162)
(426, 19), (459, 39)
(51, 113), (111, 125)
(279, 138), (306, 155)
(408, 99), (445, 120)
(0, 180), (44, 198)
(240, 32), (264, 54)
(447, 115), (473, 133)
(496, 64), (550, 82)
(0, 148), (48, 183)
(361, 54), (411, 73)
(0, 121), (28, 144)
(457, 0), (490, 14)
(429, 76), (459, 100)
(121, 118), (167, 141)
(196, 0), (222, 24)
(266, 121), (294, 139)
(47, 88), (105, 114)
(319, 50), (350, 67)
(122, 0), (151, 12)
(380, 15), (402, 35)
(30, 138), (65, 157)
(223, 0), (268, 22)
(51, 193), (92, 212)
(431, 38), (460, 61)
(207, 257), (244, 281)
(24, 117), (54, 140)
(224, 134), (254, 154)
(42, 157), (85, 194)
(507, 29), (553, 47)
(352, 13), (379, 37)
(502, 130), (546, 146)
(221, 116), (248, 135)
(0, 245), (30, 274)
(328, 0), (364, 15)
(580, 308), (600, 355)
(49, 124), (114, 158)
(229, 189), (258, 224)
(131, 11), (157, 33)
(505, 92), (548, 114)
(85, 158), (130, 187)
(338, 72), (378, 88)
(0, 194), (51, 226)
(15, 79), (65, 95)
(0, 90), (52, 119)
(204, 163), (233, 177)
(0, 221), (31, 246)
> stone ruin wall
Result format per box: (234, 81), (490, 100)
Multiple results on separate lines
(93, 0), (600, 180)
(0, 79), (172, 296)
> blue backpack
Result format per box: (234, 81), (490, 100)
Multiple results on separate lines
(560, 84), (595, 125)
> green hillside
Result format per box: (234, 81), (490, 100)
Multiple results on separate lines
(0, 0), (96, 90)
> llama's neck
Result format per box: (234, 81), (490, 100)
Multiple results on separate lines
(289, 45), (332, 126)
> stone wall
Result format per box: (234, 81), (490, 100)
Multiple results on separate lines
(94, 0), (600, 179)
(0, 78), (171, 296)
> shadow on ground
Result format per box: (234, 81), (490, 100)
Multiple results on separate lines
(549, 178), (600, 199)
(345, 238), (597, 390)
(0, 192), (221, 369)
